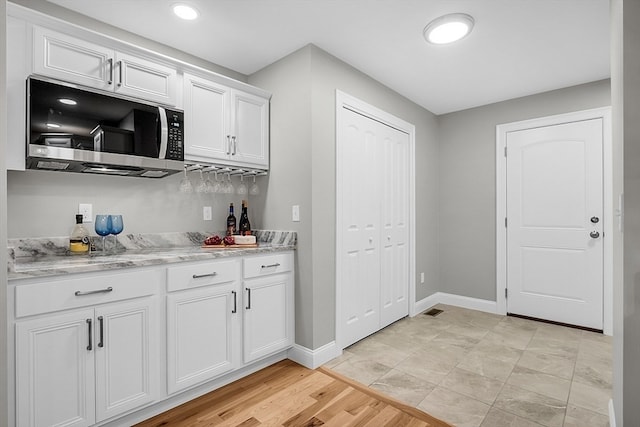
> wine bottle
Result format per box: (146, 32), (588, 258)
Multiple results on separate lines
(226, 203), (236, 236)
(239, 200), (251, 235)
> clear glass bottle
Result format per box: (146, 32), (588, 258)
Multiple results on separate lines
(69, 214), (90, 254)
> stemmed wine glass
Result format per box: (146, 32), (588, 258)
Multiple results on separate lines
(95, 215), (112, 254)
(179, 165), (193, 193)
(195, 169), (208, 193)
(249, 174), (260, 196)
(224, 172), (235, 194)
(109, 215), (124, 252)
(237, 174), (248, 195)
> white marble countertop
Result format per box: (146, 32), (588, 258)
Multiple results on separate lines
(8, 230), (296, 280)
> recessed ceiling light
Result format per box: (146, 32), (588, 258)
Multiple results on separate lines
(172, 3), (199, 20)
(58, 98), (77, 106)
(423, 13), (474, 45)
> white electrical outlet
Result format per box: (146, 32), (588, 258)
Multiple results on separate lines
(292, 205), (300, 222)
(78, 203), (92, 222)
(203, 206), (212, 221)
(420, 272), (425, 284)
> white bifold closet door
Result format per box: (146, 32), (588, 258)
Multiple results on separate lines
(338, 106), (410, 348)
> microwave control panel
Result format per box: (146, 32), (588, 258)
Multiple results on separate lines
(167, 113), (184, 161)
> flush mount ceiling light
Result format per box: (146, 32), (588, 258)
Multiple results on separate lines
(172, 3), (199, 20)
(58, 98), (77, 106)
(423, 13), (474, 45)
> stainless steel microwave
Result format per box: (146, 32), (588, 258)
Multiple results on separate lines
(26, 76), (184, 178)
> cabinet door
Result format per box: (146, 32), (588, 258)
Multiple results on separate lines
(16, 309), (96, 427)
(243, 273), (294, 363)
(94, 297), (160, 422)
(33, 26), (113, 91)
(115, 52), (177, 106)
(231, 90), (270, 168)
(183, 73), (232, 163)
(167, 284), (240, 394)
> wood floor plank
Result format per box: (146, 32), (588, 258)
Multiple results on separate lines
(135, 360), (453, 427)
(282, 379), (349, 426)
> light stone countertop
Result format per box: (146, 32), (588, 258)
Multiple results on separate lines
(8, 230), (296, 281)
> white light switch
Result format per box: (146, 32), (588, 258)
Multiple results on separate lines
(78, 203), (92, 222)
(420, 272), (425, 284)
(292, 205), (300, 222)
(203, 206), (212, 221)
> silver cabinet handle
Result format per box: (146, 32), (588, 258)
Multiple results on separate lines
(590, 231), (600, 239)
(261, 263), (280, 269)
(192, 272), (217, 279)
(117, 60), (123, 87)
(232, 291), (237, 313)
(107, 58), (113, 84)
(245, 288), (251, 310)
(98, 316), (104, 348)
(86, 319), (93, 351)
(226, 135), (231, 155)
(75, 287), (113, 296)
(231, 136), (237, 155)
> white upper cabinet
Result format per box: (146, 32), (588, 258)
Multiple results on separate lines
(33, 26), (177, 106)
(183, 72), (270, 169)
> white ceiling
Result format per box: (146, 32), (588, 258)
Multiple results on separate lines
(47, 0), (610, 115)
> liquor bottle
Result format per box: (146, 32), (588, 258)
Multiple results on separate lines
(226, 203), (236, 236)
(239, 200), (252, 235)
(69, 214), (90, 253)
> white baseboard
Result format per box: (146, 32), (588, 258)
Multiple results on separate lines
(609, 399), (616, 427)
(288, 341), (341, 369)
(412, 292), (498, 317)
(413, 292), (442, 315)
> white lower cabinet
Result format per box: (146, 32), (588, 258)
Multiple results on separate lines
(16, 296), (159, 427)
(166, 259), (242, 394)
(16, 309), (96, 427)
(14, 269), (162, 427)
(11, 252), (294, 427)
(243, 253), (294, 364)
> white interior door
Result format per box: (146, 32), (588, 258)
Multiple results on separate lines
(506, 118), (604, 330)
(337, 103), (411, 348)
(339, 108), (382, 347)
(380, 126), (410, 326)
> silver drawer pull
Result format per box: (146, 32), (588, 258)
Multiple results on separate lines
(75, 287), (113, 296)
(192, 272), (218, 279)
(261, 263), (281, 269)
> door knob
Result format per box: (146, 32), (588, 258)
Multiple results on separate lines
(590, 231), (600, 239)
(590, 216), (600, 224)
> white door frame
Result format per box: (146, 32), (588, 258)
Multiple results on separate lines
(496, 107), (613, 335)
(335, 90), (416, 350)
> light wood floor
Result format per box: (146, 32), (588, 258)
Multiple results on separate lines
(135, 359), (452, 427)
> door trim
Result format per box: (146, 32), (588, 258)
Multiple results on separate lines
(496, 107), (613, 335)
(335, 90), (416, 350)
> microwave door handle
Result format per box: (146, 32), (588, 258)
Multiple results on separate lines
(158, 107), (168, 159)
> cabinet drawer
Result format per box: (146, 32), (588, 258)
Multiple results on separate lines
(15, 269), (161, 318)
(243, 253), (292, 279)
(167, 259), (240, 292)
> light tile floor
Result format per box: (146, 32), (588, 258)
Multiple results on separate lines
(324, 304), (612, 427)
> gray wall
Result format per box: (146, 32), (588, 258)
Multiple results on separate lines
(617, 0), (640, 424)
(611, 0), (624, 422)
(437, 80), (611, 301)
(1, 1), (9, 425)
(249, 45), (440, 349)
